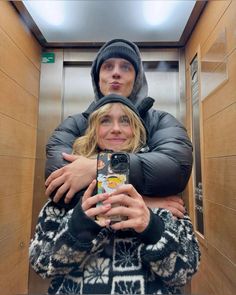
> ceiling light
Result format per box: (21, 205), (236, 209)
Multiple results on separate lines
(143, 1), (177, 26)
(23, 1), (65, 27)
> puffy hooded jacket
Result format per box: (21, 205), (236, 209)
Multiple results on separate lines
(46, 39), (193, 198)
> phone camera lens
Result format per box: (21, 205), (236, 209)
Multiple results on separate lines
(112, 158), (119, 166)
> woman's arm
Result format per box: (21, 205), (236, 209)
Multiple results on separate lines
(99, 183), (200, 287)
(29, 199), (109, 279)
(140, 209), (200, 287)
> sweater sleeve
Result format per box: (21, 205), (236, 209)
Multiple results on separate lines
(129, 110), (193, 196)
(29, 201), (109, 279)
(140, 209), (200, 288)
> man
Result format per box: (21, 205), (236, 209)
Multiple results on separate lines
(45, 39), (192, 216)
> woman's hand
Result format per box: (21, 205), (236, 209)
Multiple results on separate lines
(81, 180), (112, 227)
(143, 195), (185, 218)
(103, 184), (150, 233)
(45, 153), (97, 204)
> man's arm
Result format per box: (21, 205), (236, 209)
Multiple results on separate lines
(45, 113), (95, 204)
(45, 113), (87, 178)
(129, 110), (193, 196)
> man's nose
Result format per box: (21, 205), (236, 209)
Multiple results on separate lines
(112, 65), (121, 78)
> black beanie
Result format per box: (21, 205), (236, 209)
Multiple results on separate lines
(91, 94), (141, 117)
(96, 41), (139, 75)
(85, 94), (149, 137)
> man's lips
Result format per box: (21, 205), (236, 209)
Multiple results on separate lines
(110, 82), (122, 89)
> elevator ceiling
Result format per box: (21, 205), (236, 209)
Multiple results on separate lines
(12, 1), (207, 47)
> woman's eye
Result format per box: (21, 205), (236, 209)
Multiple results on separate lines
(120, 116), (130, 125)
(100, 117), (111, 124)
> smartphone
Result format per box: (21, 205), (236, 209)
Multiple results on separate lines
(96, 151), (130, 223)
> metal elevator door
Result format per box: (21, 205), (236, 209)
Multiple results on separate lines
(63, 60), (180, 120)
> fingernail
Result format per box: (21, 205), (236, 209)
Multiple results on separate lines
(105, 219), (111, 227)
(103, 200), (110, 205)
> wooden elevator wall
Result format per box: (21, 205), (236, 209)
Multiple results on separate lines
(0, 2), (41, 294)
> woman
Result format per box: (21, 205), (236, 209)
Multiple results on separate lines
(30, 95), (200, 294)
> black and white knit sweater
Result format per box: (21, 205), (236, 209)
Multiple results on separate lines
(29, 200), (200, 294)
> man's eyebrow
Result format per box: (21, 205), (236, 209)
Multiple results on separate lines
(102, 60), (112, 64)
(122, 60), (132, 65)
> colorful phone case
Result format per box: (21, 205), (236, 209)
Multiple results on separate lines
(96, 151), (129, 223)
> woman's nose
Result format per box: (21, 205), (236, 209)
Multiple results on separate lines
(111, 121), (121, 133)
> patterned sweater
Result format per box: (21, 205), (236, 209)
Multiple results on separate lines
(29, 200), (200, 294)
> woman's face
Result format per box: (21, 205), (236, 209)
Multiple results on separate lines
(97, 104), (133, 152)
(99, 58), (136, 98)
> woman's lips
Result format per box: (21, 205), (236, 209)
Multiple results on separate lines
(108, 138), (126, 143)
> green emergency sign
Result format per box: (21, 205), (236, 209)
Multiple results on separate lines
(41, 52), (55, 63)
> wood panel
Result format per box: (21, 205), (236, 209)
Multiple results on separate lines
(191, 255), (216, 295)
(205, 200), (236, 263)
(0, 28), (40, 98)
(203, 48), (236, 120)
(192, 243), (236, 295)
(204, 103), (236, 157)
(185, 1), (236, 294)
(0, 191), (33, 240)
(185, 1), (231, 64)
(226, 1), (236, 54)
(0, 70), (38, 127)
(0, 113), (37, 158)
(0, 156), (35, 197)
(201, 1), (236, 58)
(0, 1), (41, 70)
(0, 2), (41, 294)
(205, 156), (236, 210)
(0, 223), (32, 294)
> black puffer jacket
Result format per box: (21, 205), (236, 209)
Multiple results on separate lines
(46, 39), (193, 197)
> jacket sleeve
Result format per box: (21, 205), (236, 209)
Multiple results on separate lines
(129, 110), (193, 196)
(29, 201), (109, 278)
(45, 114), (87, 179)
(139, 209), (200, 288)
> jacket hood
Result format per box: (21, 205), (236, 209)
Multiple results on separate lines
(91, 39), (148, 105)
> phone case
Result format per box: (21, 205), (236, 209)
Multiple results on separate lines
(96, 151), (129, 223)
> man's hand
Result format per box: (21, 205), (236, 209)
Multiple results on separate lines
(45, 153), (97, 204)
(143, 195), (185, 218)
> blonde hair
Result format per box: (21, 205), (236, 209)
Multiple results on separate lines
(73, 103), (146, 157)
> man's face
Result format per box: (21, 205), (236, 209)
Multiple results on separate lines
(99, 58), (136, 98)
